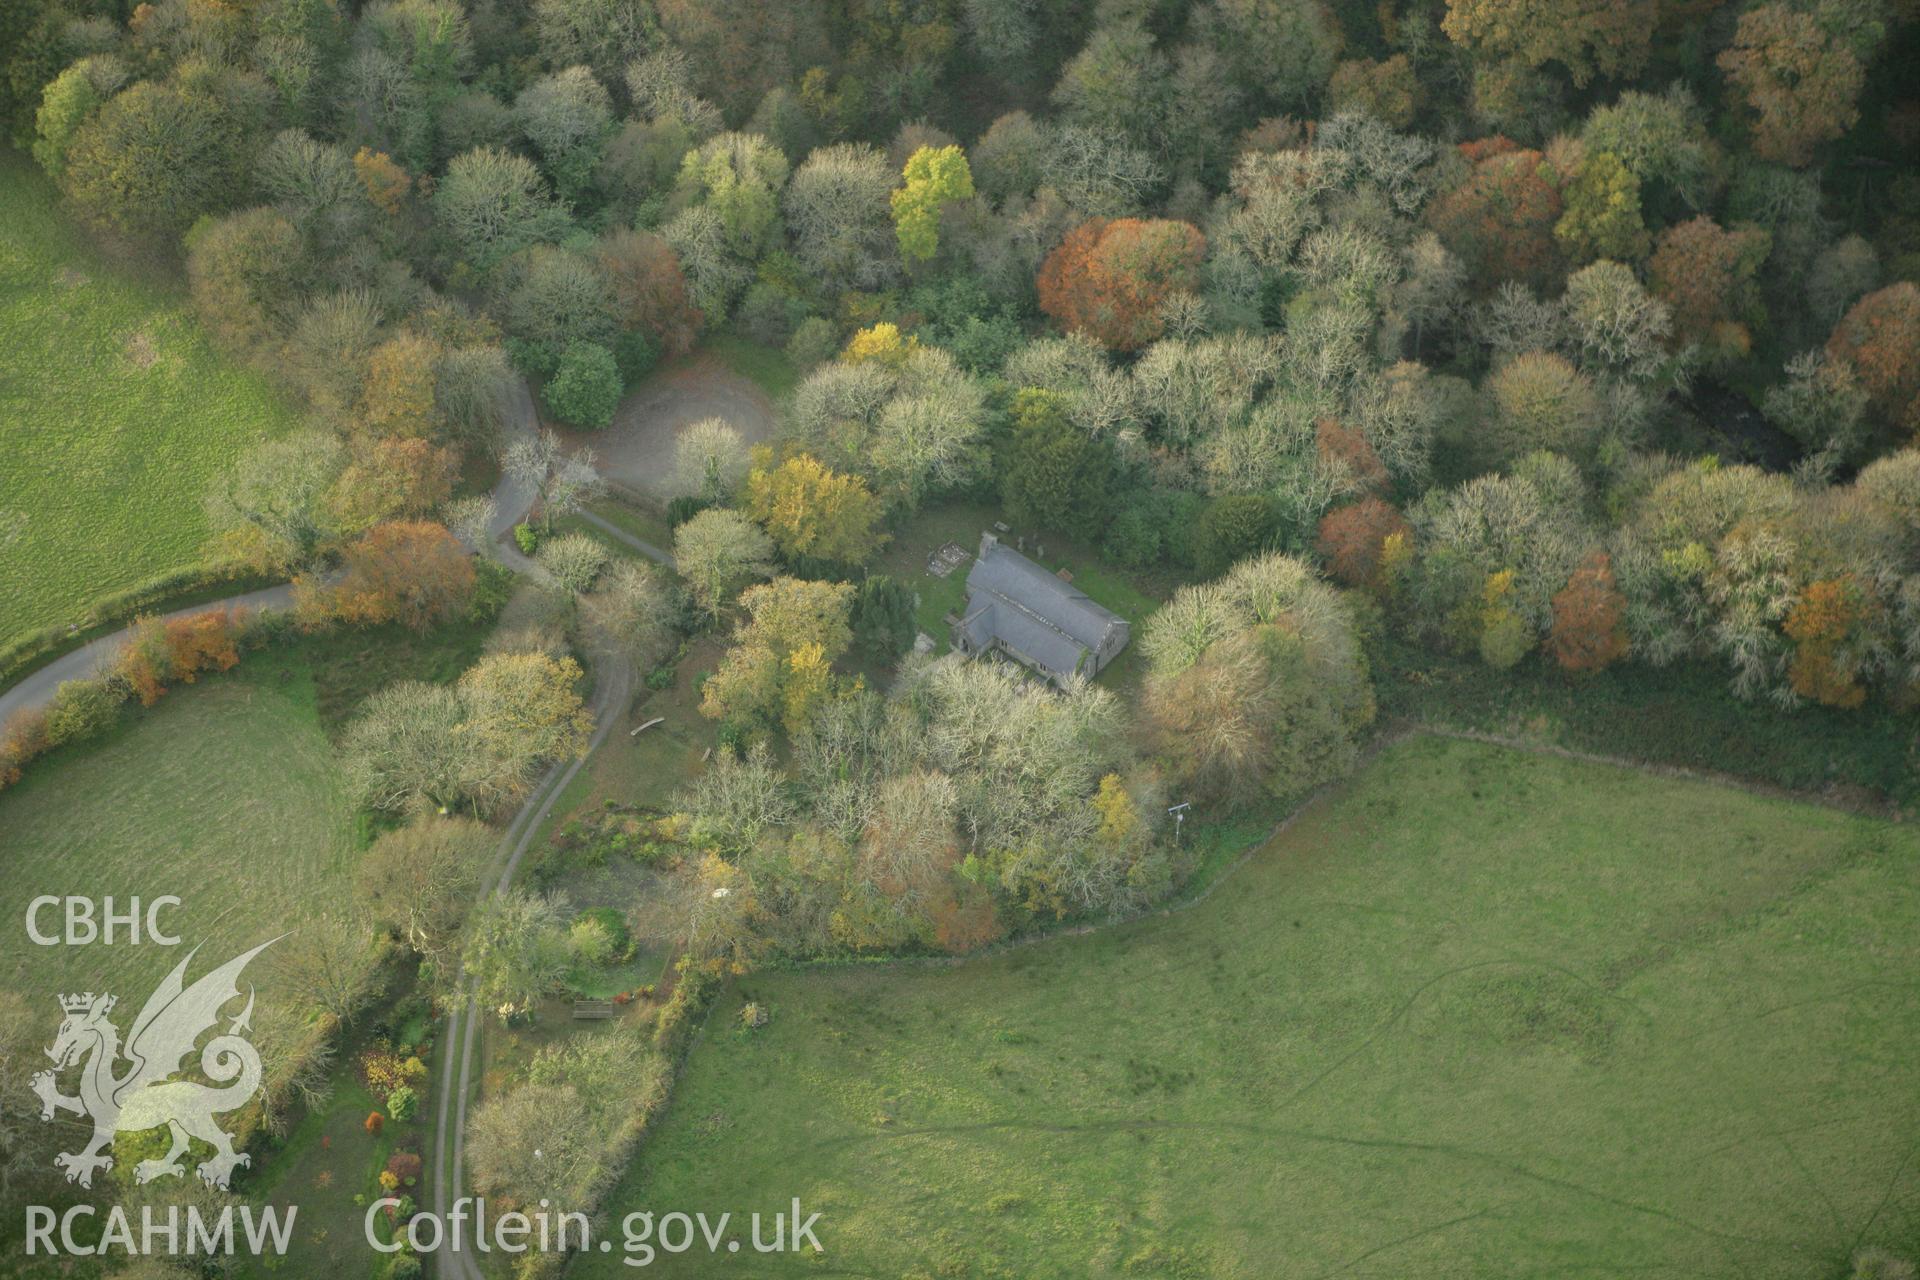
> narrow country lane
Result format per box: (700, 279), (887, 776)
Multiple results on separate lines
(427, 652), (635, 1280)
(0, 377), (544, 723)
(0, 582), (297, 728)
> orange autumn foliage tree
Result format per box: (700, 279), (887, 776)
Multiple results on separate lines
(1783, 574), (1878, 708)
(1328, 55), (1420, 128)
(1316, 497), (1409, 589)
(927, 882), (1003, 954)
(118, 616), (176, 707)
(1647, 216), (1770, 360)
(1547, 550), (1628, 672)
(116, 608), (247, 706)
(1037, 218), (1206, 351)
(1316, 418), (1389, 493)
(1827, 282), (1920, 435)
(332, 437), (460, 529)
(0, 707), (50, 787)
(298, 521), (475, 632)
(1425, 145), (1563, 294)
(1441, 0), (1659, 86)
(1456, 135), (1520, 164)
(596, 229), (703, 359)
(359, 331), (444, 439)
(353, 147), (411, 215)
(1716, 4), (1865, 167)
(165, 609), (243, 682)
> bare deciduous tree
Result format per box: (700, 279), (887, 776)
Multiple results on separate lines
(671, 417), (749, 501)
(356, 815), (492, 963)
(503, 427), (607, 532)
(268, 911), (380, 1024)
(580, 559), (676, 671)
(672, 507), (774, 619)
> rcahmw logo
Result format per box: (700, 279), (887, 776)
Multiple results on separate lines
(21, 899), (297, 1259)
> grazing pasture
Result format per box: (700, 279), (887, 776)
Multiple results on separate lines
(0, 664), (356, 1002)
(586, 735), (1920, 1278)
(0, 153), (298, 650)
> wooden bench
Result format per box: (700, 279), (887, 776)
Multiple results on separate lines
(572, 1000), (615, 1020)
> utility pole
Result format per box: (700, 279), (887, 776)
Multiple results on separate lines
(1167, 802), (1190, 845)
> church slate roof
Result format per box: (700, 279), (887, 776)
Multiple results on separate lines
(956, 535), (1127, 680)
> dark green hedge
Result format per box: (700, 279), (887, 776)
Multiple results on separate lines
(1372, 634), (1919, 807)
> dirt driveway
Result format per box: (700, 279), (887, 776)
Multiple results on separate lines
(560, 352), (776, 501)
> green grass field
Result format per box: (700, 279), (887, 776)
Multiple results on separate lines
(0, 153), (299, 650)
(586, 736), (1920, 1278)
(0, 663), (357, 1001)
(577, 498), (678, 553)
(707, 333), (800, 400)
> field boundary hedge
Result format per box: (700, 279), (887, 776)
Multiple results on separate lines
(1372, 636), (1918, 807)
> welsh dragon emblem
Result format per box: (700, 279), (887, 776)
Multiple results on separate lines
(30, 939), (276, 1190)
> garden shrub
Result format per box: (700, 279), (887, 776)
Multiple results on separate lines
(543, 341), (623, 429)
(785, 316), (839, 370)
(386, 1151), (423, 1187)
(536, 533), (612, 593)
(468, 557), (516, 623)
(574, 905), (633, 960)
(363, 1047), (428, 1099)
(570, 915), (615, 966)
(613, 330), (657, 385)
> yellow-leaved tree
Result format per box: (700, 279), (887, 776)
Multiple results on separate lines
(744, 451), (890, 565)
(700, 577), (858, 736)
